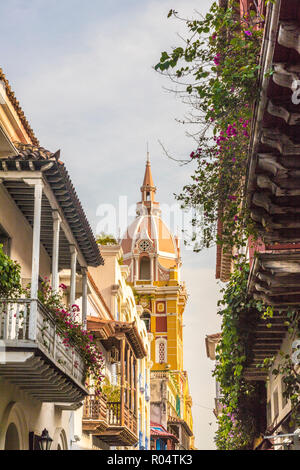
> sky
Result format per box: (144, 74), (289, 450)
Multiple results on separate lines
(0, 0), (222, 449)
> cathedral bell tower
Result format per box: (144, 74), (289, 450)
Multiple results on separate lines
(121, 153), (194, 446)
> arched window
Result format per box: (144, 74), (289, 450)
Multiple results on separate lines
(155, 338), (167, 364)
(140, 257), (150, 280)
(141, 311), (151, 332)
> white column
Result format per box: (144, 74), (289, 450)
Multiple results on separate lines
(149, 255), (154, 283)
(70, 245), (77, 307)
(134, 256), (139, 285)
(52, 210), (61, 292)
(29, 179), (43, 340)
(81, 267), (88, 330)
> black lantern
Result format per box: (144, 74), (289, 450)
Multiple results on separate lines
(38, 429), (53, 451)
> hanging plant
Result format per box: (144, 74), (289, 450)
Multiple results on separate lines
(25, 278), (105, 394)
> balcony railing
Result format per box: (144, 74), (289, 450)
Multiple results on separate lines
(83, 394), (107, 421)
(82, 394), (108, 433)
(92, 400), (138, 446)
(107, 401), (121, 426)
(0, 298), (87, 403)
(124, 403), (137, 435)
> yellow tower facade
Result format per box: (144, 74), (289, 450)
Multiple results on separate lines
(121, 156), (194, 449)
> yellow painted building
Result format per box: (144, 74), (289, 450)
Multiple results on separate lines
(121, 155), (194, 449)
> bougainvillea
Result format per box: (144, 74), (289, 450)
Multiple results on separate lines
(27, 278), (105, 394)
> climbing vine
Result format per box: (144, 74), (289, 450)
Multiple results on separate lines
(213, 260), (266, 449)
(214, 259), (300, 448)
(155, 1), (264, 251)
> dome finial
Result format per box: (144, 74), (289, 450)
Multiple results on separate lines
(141, 143), (156, 205)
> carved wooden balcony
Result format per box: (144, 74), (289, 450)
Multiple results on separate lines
(97, 401), (138, 446)
(0, 298), (87, 403)
(82, 394), (108, 433)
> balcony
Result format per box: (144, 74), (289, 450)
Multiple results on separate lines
(99, 402), (138, 446)
(82, 394), (108, 433)
(0, 298), (87, 403)
(83, 397), (138, 446)
(87, 316), (147, 446)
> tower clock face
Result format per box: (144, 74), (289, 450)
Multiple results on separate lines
(139, 239), (151, 252)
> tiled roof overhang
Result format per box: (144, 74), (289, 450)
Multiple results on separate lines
(245, 0), (300, 243)
(167, 416), (193, 437)
(244, 251), (299, 380)
(87, 317), (147, 359)
(150, 422), (179, 442)
(1, 143), (103, 267)
(248, 251), (300, 306)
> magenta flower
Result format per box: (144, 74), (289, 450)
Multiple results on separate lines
(244, 30), (252, 37)
(213, 53), (221, 66)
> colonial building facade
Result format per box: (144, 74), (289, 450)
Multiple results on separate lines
(0, 68), (103, 450)
(0, 69), (150, 451)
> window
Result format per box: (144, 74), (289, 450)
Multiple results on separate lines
(140, 257), (150, 280)
(141, 312), (151, 332)
(156, 338), (167, 364)
(139, 239), (151, 252)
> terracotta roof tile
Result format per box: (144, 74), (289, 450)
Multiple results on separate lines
(2, 142), (103, 267)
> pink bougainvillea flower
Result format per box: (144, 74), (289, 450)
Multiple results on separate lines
(244, 30), (252, 36)
(72, 304), (80, 312)
(59, 283), (67, 290)
(213, 53), (221, 66)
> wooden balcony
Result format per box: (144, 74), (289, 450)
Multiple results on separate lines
(82, 394), (108, 433)
(0, 298), (88, 403)
(98, 401), (138, 446)
(86, 316), (145, 446)
(83, 398), (138, 446)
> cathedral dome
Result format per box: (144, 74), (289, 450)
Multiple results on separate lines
(122, 213), (178, 269)
(121, 155), (180, 282)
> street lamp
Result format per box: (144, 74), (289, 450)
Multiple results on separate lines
(38, 429), (53, 451)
